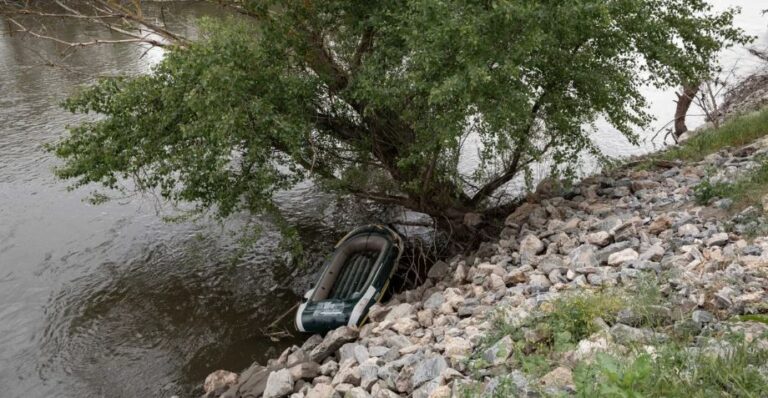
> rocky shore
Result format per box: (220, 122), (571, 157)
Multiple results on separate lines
(201, 125), (768, 398)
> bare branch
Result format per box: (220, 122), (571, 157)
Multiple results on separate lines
(7, 17), (166, 48)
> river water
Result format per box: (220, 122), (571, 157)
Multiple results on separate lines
(0, 2), (765, 397)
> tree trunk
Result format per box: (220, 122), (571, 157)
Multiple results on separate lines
(674, 83), (700, 138)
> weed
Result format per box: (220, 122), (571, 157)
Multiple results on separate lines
(574, 338), (768, 397)
(658, 108), (768, 163)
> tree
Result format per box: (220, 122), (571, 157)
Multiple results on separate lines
(8, 0), (750, 239)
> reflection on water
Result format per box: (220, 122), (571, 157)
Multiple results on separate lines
(0, 1), (765, 397)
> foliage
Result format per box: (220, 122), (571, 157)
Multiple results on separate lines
(52, 1), (751, 230)
(693, 175), (731, 205)
(475, 275), (671, 383)
(574, 339), (768, 397)
(693, 158), (768, 211)
(659, 107), (768, 163)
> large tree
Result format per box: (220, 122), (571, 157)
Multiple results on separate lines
(8, 0), (750, 237)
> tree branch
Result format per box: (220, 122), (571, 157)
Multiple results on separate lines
(6, 17), (166, 48)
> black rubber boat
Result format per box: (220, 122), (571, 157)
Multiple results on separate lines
(295, 224), (404, 333)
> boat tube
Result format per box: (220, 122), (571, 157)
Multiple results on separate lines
(295, 225), (404, 333)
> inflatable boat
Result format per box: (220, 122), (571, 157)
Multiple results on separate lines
(295, 225), (404, 333)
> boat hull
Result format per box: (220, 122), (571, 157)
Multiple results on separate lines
(296, 225), (403, 334)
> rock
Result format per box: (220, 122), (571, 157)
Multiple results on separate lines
(714, 198), (733, 209)
(286, 349), (309, 368)
(417, 309), (434, 327)
(607, 248), (639, 266)
(204, 370), (238, 394)
(444, 335), (472, 358)
(678, 224), (701, 237)
(391, 318), (420, 335)
(477, 262), (506, 276)
(519, 234), (545, 256)
(504, 269), (528, 285)
(384, 303), (414, 322)
(264, 369), (294, 398)
(332, 361), (361, 386)
(631, 180), (660, 192)
(305, 384), (338, 398)
(301, 334), (324, 352)
(610, 324), (667, 345)
(586, 231), (611, 247)
(412, 379), (440, 398)
(345, 387), (371, 398)
(570, 245), (599, 269)
(482, 335), (513, 366)
(427, 385), (452, 398)
(596, 241), (632, 264)
(639, 244), (665, 261)
(427, 261), (450, 279)
(489, 274), (506, 290)
(595, 216), (623, 233)
(232, 365), (270, 398)
(411, 356), (448, 389)
(372, 387), (400, 398)
(310, 327), (359, 363)
(528, 274), (552, 293)
(423, 292), (446, 310)
(359, 363), (379, 390)
(464, 212), (483, 228)
(453, 262), (468, 283)
(692, 310), (715, 324)
(506, 203), (540, 226)
(571, 336), (615, 363)
(319, 361), (339, 376)
(648, 216), (672, 235)
(707, 232), (729, 247)
(289, 362), (320, 381)
(540, 366), (573, 389)
(537, 255), (565, 274)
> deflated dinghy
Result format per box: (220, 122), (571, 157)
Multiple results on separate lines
(296, 225), (404, 333)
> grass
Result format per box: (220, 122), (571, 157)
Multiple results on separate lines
(657, 108), (768, 163)
(574, 338), (768, 397)
(474, 275), (670, 379)
(693, 159), (768, 213)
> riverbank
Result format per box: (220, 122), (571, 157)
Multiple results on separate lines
(200, 105), (768, 398)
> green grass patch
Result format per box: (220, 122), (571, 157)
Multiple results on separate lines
(658, 108), (768, 163)
(693, 159), (768, 212)
(476, 276), (670, 379)
(732, 314), (768, 325)
(574, 338), (768, 397)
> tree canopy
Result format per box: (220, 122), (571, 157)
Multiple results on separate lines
(51, 0), (750, 233)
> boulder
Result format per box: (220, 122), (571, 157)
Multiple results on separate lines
(607, 248), (638, 266)
(384, 304), (414, 322)
(288, 362), (320, 381)
(204, 370), (238, 394)
(305, 384), (338, 398)
(263, 369), (294, 398)
(482, 335), (513, 366)
(310, 326), (359, 363)
(539, 367), (573, 389)
(444, 335), (472, 358)
(648, 216), (672, 235)
(570, 245), (599, 269)
(427, 261), (450, 279)
(707, 232), (729, 247)
(586, 231), (611, 247)
(423, 292), (446, 310)
(519, 234), (545, 256)
(411, 356), (448, 389)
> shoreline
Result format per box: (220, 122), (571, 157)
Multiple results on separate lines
(200, 101), (768, 398)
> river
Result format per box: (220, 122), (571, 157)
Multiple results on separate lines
(0, 2), (765, 397)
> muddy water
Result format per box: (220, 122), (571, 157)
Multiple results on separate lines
(0, 2), (765, 398)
